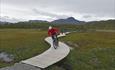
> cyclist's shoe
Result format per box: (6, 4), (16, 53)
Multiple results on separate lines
(54, 46), (57, 49)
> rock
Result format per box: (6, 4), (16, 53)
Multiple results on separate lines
(0, 52), (14, 62)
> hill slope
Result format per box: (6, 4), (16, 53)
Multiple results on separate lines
(51, 17), (84, 24)
(84, 20), (115, 30)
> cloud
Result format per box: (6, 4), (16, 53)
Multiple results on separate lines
(83, 15), (93, 19)
(1, 0), (115, 22)
(32, 8), (69, 19)
(0, 16), (25, 23)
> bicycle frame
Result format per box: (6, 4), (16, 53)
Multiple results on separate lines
(52, 35), (58, 49)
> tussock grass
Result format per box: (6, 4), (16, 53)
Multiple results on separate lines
(58, 32), (115, 70)
(1, 29), (115, 70)
(46, 32), (115, 70)
(0, 29), (49, 68)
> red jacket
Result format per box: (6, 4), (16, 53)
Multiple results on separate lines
(48, 28), (59, 36)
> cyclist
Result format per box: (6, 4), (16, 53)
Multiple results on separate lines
(48, 26), (60, 49)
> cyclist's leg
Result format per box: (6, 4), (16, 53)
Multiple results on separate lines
(52, 35), (56, 49)
(55, 34), (59, 46)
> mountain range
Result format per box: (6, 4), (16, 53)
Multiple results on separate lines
(0, 21), (10, 24)
(0, 17), (84, 24)
(51, 17), (84, 24)
(28, 17), (84, 24)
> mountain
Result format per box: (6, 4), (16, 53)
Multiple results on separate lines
(0, 21), (10, 24)
(51, 17), (84, 24)
(29, 20), (48, 23)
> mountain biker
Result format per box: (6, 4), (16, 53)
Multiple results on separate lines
(48, 26), (60, 49)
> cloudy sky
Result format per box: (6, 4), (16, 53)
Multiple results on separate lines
(0, 0), (115, 22)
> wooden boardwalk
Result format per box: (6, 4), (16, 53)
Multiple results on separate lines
(21, 34), (70, 68)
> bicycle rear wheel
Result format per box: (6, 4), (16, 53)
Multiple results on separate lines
(53, 35), (58, 49)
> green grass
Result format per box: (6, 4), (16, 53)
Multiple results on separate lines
(0, 29), (49, 68)
(60, 32), (115, 70)
(0, 29), (115, 70)
(46, 32), (115, 70)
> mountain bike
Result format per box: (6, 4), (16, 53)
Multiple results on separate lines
(52, 35), (59, 49)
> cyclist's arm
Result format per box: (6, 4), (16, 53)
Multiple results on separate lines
(55, 28), (60, 35)
(48, 30), (51, 36)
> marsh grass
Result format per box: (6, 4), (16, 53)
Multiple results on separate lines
(0, 29), (49, 68)
(57, 32), (115, 70)
(1, 29), (115, 70)
(46, 32), (115, 70)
